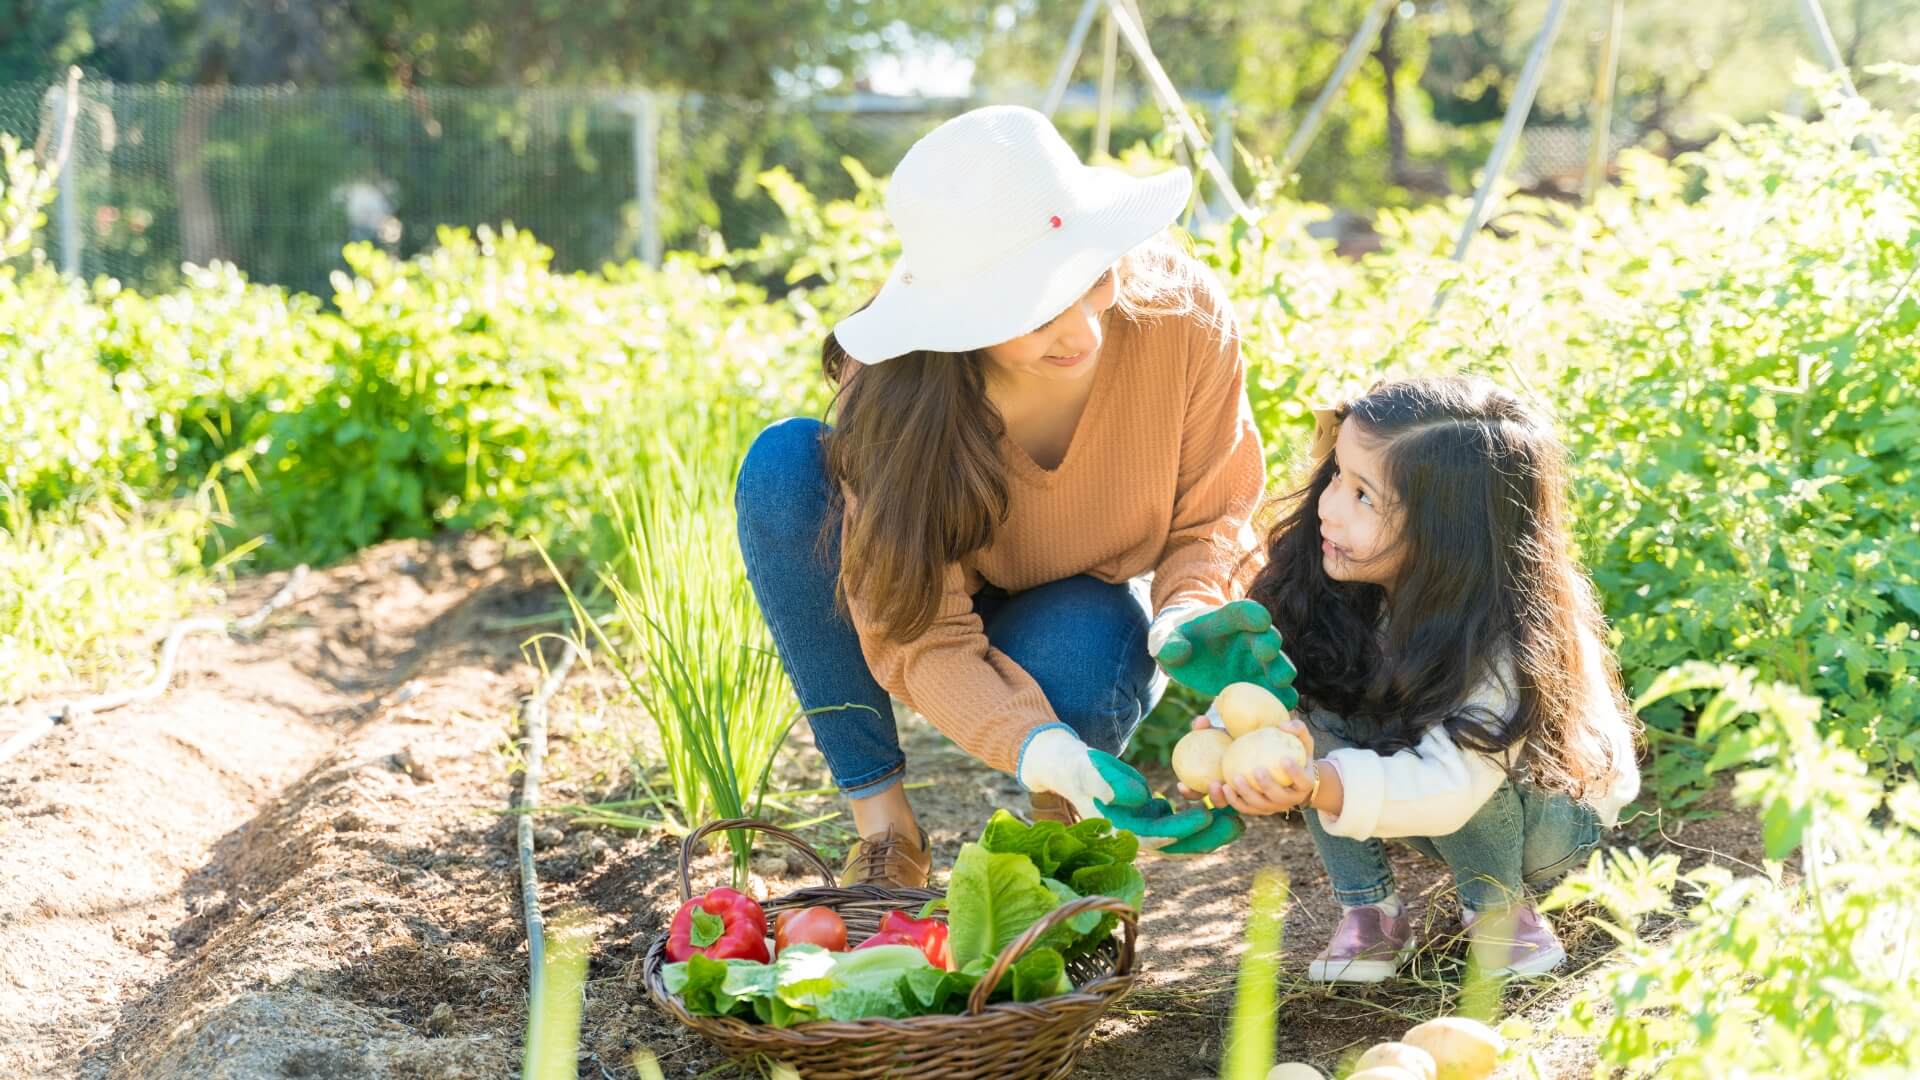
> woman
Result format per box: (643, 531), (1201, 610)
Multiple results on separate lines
(735, 105), (1287, 888)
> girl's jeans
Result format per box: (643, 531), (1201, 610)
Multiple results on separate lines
(734, 417), (1167, 799)
(1301, 709), (1603, 911)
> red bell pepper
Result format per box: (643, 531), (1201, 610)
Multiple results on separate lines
(854, 909), (950, 970)
(665, 887), (770, 963)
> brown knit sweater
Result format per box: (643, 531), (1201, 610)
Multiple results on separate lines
(844, 274), (1266, 773)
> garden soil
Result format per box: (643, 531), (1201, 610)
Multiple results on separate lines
(0, 536), (1770, 1079)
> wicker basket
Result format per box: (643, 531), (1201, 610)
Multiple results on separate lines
(644, 818), (1140, 1080)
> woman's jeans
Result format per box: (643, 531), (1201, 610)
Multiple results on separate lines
(734, 418), (1167, 799)
(1301, 709), (1603, 911)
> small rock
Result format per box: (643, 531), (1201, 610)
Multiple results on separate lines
(426, 1002), (454, 1036)
(579, 835), (611, 864)
(751, 853), (791, 879)
(332, 811), (367, 833)
(533, 825), (566, 848)
(463, 538), (503, 571)
(391, 746), (434, 782)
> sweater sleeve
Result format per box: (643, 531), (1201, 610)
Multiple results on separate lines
(844, 558), (1061, 775)
(1149, 278), (1267, 619)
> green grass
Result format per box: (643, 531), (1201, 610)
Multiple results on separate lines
(0, 488), (255, 701)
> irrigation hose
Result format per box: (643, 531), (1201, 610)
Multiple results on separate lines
(515, 640), (580, 1012)
(0, 565), (311, 768)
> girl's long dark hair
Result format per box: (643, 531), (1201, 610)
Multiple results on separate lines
(1248, 375), (1635, 800)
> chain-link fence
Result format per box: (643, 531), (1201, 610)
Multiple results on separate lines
(0, 82), (987, 296)
(1, 77), (1646, 297)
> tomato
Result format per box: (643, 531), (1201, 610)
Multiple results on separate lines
(773, 906), (848, 955)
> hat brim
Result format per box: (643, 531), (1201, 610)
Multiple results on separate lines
(834, 165), (1193, 365)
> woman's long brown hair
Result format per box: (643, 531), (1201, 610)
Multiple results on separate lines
(822, 239), (1211, 640)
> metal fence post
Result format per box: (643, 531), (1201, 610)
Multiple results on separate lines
(634, 90), (662, 268)
(51, 81), (82, 277)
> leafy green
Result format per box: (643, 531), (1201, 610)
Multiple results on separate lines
(1544, 664), (1920, 1078)
(943, 842), (1067, 971)
(944, 807), (1136, 968)
(662, 944), (933, 1028)
(1008, 947), (1070, 1003)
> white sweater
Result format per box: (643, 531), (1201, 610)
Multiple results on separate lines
(1212, 632), (1640, 841)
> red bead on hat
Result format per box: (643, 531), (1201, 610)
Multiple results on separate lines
(1049, 215), (1062, 228)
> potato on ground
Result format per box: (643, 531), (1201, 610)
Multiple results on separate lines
(1356, 1041), (1438, 1080)
(1402, 1017), (1504, 1080)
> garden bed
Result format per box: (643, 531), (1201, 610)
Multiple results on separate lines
(0, 534), (1773, 1079)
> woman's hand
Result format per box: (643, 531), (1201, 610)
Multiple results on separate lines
(1175, 712), (1319, 816)
(1016, 725), (1116, 823)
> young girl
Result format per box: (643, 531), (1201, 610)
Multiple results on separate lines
(1178, 375), (1641, 981)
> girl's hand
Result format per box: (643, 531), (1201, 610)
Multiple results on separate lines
(1174, 712), (1319, 812)
(1213, 759), (1314, 816)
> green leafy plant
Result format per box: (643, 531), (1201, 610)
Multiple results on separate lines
(548, 436), (809, 880)
(1541, 662), (1920, 1077)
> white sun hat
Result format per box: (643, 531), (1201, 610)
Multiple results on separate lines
(832, 105), (1194, 366)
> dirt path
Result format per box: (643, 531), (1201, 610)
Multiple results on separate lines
(1, 536), (549, 1079)
(0, 535), (1766, 1079)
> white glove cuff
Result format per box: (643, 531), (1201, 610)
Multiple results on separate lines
(1015, 722), (1079, 789)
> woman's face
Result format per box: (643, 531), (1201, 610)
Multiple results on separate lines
(980, 267), (1118, 384)
(1317, 421), (1404, 588)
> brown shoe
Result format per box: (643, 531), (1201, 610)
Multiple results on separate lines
(839, 825), (932, 889)
(1027, 791), (1080, 826)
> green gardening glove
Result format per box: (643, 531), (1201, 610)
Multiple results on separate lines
(1087, 749), (1153, 807)
(1152, 599), (1300, 707)
(1158, 807), (1245, 856)
(1094, 796), (1215, 843)
(1088, 743), (1245, 856)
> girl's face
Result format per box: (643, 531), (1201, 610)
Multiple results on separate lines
(980, 267), (1118, 384)
(1318, 421), (1404, 588)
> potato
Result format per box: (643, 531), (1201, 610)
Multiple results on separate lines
(1172, 728), (1235, 791)
(1355, 1041), (1438, 1080)
(1402, 1017), (1505, 1080)
(1264, 1065), (1326, 1080)
(1346, 1069), (1422, 1080)
(1221, 726), (1308, 787)
(1215, 682), (1288, 738)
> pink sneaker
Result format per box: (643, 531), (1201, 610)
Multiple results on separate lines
(1307, 904), (1416, 984)
(1463, 904), (1566, 977)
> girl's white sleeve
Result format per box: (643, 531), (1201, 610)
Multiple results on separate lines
(1317, 727), (1514, 841)
(1314, 656), (1519, 842)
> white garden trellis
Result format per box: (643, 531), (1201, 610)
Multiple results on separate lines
(1043, 0), (1879, 290)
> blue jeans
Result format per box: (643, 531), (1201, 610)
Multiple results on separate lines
(734, 417), (1167, 798)
(1300, 709), (1603, 911)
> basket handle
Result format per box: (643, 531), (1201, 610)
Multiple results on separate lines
(965, 895), (1139, 1015)
(677, 817), (838, 901)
